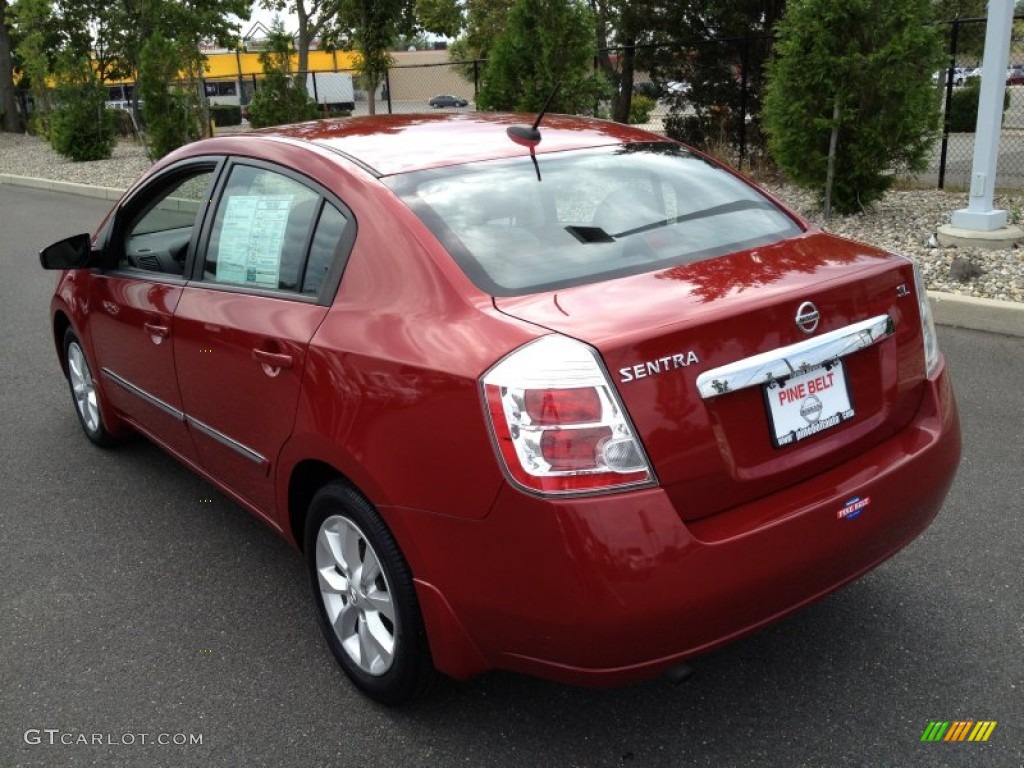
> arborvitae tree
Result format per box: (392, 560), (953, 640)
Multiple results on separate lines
(763, 0), (944, 214)
(138, 33), (201, 159)
(49, 54), (115, 161)
(476, 0), (609, 114)
(246, 20), (319, 128)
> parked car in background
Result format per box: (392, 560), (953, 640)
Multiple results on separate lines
(428, 94), (469, 108)
(1007, 66), (1024, 86)
(933, 67), (971, 87)
(40, 113), (961, 706)
(633, 80), (662, 98)
(663, 80), (690, 95)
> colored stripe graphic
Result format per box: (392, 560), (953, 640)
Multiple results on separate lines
(921, 720), (997, 742)
(945, 721), (972, 741)
(970, 722), (998, 742)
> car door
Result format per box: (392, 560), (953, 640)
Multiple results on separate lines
(89, 161), (221, 462)
(173, 160), (354, 520)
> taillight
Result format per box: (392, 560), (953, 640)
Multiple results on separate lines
(481, 335), (655, 495)
(911, 261), (942, 378)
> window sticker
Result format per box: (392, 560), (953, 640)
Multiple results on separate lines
(216, 195), (293, 288)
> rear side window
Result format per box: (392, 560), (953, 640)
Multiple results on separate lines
(303, 203), (347, 295)
(386, 143), (802, 296)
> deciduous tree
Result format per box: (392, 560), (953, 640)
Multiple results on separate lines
(259, 0), (342, 77)
(334, 0), (415, 115)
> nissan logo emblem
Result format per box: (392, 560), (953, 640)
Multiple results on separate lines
(795, 301), (820, 334)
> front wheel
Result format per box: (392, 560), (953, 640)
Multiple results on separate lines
(305, 481), (435, 705)
(63, 328), (118, 447)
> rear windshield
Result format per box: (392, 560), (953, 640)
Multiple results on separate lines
(385, 143), (802, 296)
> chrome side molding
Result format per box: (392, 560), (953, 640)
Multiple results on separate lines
(102, 368), (185, 421)
(101, 366), (267, 467)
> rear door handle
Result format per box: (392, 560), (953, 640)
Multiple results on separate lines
(252, 348), (294, 370)
(143, 321), (170, 344)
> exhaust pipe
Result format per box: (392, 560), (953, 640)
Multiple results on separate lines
(665, 662), (695, 686)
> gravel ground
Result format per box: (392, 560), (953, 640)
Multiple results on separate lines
(765, 183), (1024, 303)
(0, 133), (152, 190)
(1, 131), (1021, 302)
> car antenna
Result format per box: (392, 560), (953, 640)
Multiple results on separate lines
(506, 79), (562, 181)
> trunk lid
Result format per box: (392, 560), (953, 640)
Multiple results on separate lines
(494, 233), (927, 522)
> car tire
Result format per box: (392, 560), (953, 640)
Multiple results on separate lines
(305, 480), (435, 705)
(62, 328), (118, 447)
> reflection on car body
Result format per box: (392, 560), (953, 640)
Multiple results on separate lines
(428, 94), (469, 108)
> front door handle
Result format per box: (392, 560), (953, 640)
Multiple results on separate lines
(143, 321), (169, 344)
(252, 348), (294, 371)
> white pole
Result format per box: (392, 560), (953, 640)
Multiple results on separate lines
(949, 0), (1015, 231)
(950, 0), (1015, 231)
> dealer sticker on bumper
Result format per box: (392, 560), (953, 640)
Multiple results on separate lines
(765, 361), (854, 448)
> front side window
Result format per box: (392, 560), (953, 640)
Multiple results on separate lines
(387, 143), (802, 296)
(203, 165), (320, 292)
(120, 169), (215, 275)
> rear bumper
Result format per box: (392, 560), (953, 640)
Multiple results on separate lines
(386, 364), (960, 686)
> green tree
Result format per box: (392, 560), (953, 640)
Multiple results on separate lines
(477, 0), (608, 114)
(11, 0), (117, 154)
(639, 0), (785, 156)
(11, 0), (248, 139)
(138, 32), (201, 158)
(335, 0), (415, 115)
(247, 20), (319, 127)
(429, 0), (511, 85)
(108, 0), (248, 123)
(932, 0), (987, 60)
(49, 53), (115, 160)
(591, 0), (640, 124)
(763, 0), (944, 214)
(416, 0), (466, 37)
(258, 0), (342, 78)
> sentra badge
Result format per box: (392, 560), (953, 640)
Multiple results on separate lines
(620, 351), (700, 383)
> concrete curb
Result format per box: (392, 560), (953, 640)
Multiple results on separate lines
(928, 292), (1024, 338)
(0, 173), (125, 201)
(2, 172), (1022, 338)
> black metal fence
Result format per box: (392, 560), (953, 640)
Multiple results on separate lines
(30, 23), (1024, 189)
(930, 16), (1024, 189)
(98, 40), (768, 168)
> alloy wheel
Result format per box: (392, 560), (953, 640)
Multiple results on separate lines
(315, 515), (398, 676)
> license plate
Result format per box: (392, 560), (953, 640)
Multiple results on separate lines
(765, 361), (855, 448)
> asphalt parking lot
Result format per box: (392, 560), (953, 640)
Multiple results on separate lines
(1, 186), (1021, 767)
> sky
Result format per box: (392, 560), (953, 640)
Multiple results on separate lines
(230, 6), (298, 39)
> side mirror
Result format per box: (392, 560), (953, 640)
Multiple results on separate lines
(39, 233), (98, 270)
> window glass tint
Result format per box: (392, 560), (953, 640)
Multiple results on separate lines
(387, 144), (801, 296)
(204, 165), (319, 291)
(121, 170), (214, 275)
(302, 202), (347, 295)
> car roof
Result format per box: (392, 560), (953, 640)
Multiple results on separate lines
(255, 113), (670, 176)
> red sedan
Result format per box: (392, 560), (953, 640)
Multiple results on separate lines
(40, 114), (960, 704)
